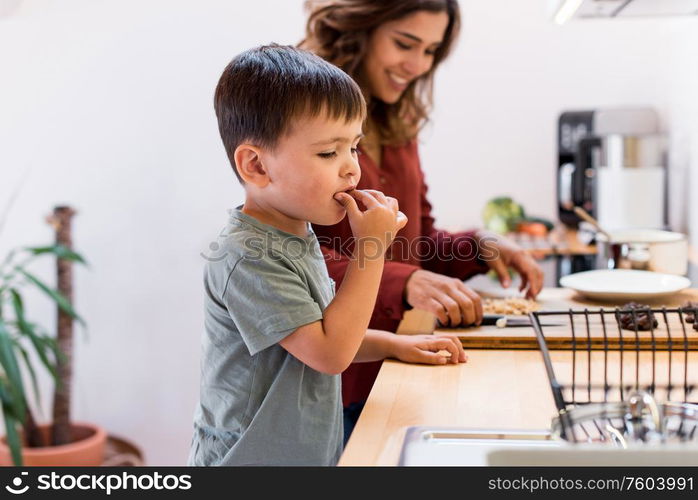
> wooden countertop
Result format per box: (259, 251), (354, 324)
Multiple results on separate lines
(338, 350), (555, 466)
(339, 287), (698, 466)
(443, 288), (698, 350)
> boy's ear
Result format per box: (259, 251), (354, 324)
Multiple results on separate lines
(234, 144), (269, 187)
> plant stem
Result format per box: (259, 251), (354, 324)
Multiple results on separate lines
(50, 206), (75, 446)
(24, 407), (45, 448)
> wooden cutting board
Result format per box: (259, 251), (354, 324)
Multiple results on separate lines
(438, 288), (698, 350)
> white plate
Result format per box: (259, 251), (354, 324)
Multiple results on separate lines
(559, 269), (691, 301)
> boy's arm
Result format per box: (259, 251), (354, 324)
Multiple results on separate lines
(353, 330), (467, 365)
(321, 245), (419, 323)
(280, 244), (383, 374)
(280, 190), (405, 375)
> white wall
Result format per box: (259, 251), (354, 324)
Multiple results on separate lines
(0, 0), (305, 466)
(0, 0), (696, 464)
(659, 22), (698, 245)
(422, 1), (695, 231)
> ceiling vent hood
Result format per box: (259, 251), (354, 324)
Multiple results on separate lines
(553, 0), (698, 24)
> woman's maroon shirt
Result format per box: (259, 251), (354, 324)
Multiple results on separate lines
(312, 140), (489, 406)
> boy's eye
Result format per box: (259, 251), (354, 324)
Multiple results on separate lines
(351, 147), (360, 155)
(318, 151), (337, 159)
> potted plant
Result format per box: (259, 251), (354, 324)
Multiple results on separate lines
(0, 206), (106, 465)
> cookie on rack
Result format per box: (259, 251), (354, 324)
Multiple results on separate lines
(617, 302), (658, 331)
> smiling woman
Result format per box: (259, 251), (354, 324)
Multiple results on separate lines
(301, 0), (546, 443)
(301, 0), (460, 147)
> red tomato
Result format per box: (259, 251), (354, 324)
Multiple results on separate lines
(517, 222), (548, 237)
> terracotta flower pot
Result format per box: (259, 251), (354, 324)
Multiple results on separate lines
(0, 422), (107, 466)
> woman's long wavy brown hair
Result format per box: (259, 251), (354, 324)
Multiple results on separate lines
(300, 0), (460, 145)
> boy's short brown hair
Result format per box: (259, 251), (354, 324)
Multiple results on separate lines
(214, 44), (366, 183)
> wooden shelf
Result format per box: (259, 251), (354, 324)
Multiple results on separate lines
(507, 227), (596, 258)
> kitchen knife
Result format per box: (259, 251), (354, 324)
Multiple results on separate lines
(481, 314), (564, 328)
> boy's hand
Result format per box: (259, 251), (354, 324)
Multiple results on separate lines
(391, 333), (467, 365)
(334, 189), (407, 257)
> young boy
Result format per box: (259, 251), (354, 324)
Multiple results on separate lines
(188, 45), (465, 466)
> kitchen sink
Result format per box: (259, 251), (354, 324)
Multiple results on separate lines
(399, 426), (698, 466)
(398, 427), (560, 466)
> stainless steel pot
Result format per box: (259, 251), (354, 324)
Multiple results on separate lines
(595, 229), (688, 275)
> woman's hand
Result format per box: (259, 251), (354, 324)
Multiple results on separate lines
(390, 334), (467, 365)
(404, 270), (483, 327)
(476, 230), (544, 299)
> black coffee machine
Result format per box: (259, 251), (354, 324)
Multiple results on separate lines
(557, 108), (660, 227)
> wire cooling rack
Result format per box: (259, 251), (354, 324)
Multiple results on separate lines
(531, 306), (698, 445)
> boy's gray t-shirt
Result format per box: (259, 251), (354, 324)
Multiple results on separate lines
(188, 208), (342, 466)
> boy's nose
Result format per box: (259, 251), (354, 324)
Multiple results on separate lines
(343, 170), (359, 187)
(343, 159), (361, 181)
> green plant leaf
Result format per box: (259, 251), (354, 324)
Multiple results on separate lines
(0, 248), (17, 273)
(12, 340), (42, 412)
(37, 333), (65, 363)
(15, 268), (85, 326)
(9, 289), (59, 381)
(24, 245), (88, 266)
(0, 321), (26, 421)
(2, 411), (23, 466)
(19, 325), (67, 365)
(0, 378), (14, 407)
